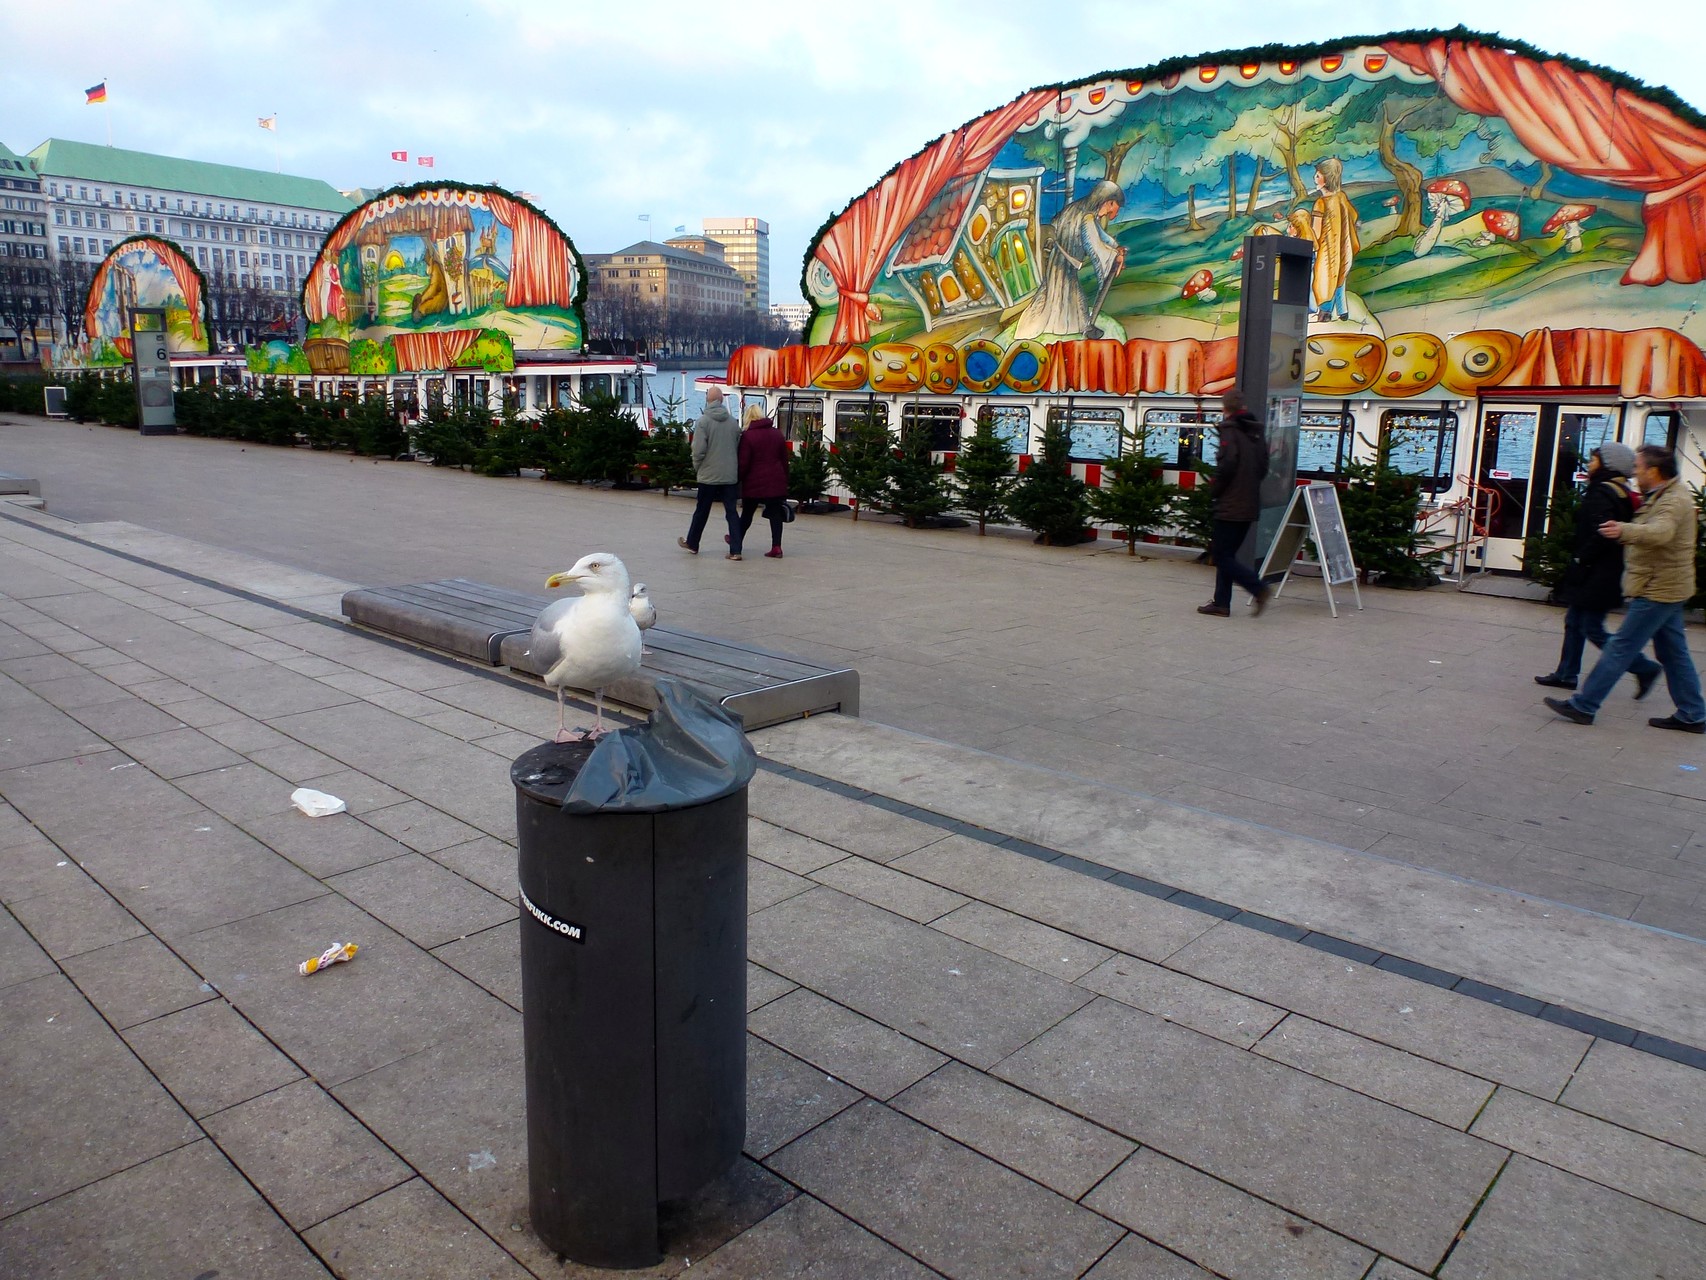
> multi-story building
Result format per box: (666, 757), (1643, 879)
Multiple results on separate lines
(701, 217), (768, 311)
(28, 139), (352, 346)
(769, 301), (810, 336)
(0, 141), (50, 360)
(663, 234), (725, 262)
(583, 240), (745, 315)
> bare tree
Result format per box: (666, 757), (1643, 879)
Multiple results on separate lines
(0, 259), (51, 360)
(46, 256), (95, 348)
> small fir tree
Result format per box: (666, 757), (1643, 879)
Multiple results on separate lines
(636, 422), (695, 493)
(1007, 415), (1090, 545)
(829, 406), (893, 521)
(1167, 461), (1217, 555)
(889, 417), (953, 528)
(1091, 423), (1172, 554)
(1340, 434), (1441, 587)
(1691, 484), (1706, 610)
(788, 424), (833, 507)
(1521, 484), (1582, 594)
(570, 392), (642, 484)
(955, 408), (1016, 535)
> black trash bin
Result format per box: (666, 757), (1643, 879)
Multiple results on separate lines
(512, 680), (755, 1269)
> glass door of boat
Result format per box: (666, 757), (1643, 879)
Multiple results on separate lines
(1473, 403), (1619, 572)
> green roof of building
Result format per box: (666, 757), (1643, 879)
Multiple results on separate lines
(28, 139), (352, 212)
(0, 140), (37, 178)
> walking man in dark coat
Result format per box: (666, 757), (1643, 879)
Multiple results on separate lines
(1198, 390), (1273, 617)
(1533, 442), (1661, 696)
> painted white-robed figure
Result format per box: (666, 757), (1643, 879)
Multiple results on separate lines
(1015, 179), (1126, 340)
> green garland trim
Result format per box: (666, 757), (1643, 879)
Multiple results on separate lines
(799, 25), (1705, 333)
(92, 233), (215, 353)
(302, 180), (587, 346)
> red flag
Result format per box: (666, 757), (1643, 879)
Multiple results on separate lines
(417, 156), (435, 168)
(390, 150), (407, 162)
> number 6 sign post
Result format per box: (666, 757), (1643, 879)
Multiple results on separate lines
(130, 308), (177, 435)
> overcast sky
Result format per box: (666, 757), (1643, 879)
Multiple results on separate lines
(6, 1), (1702, 304)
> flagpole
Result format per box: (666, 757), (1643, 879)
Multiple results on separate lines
(105, 78), (111, 148)
(274, 112), (280, 173)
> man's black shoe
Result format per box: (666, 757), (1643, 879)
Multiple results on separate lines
(1533, 674), (1576, 689)
(1544, 696), (1594, 725)
(1635, 668), (1661, 700)
(1648, 714), (1705, 734)
(1196, 602), (1230, 617)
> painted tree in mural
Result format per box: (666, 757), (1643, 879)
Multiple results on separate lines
(1329, 81), (1479, 243)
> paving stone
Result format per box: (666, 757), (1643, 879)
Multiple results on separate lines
(1167, 923), (1590, 1097)
(810, 855), (969, 922)
(329, 851), (516, 949)
(149, 690), (250, 727)
(893, 836), (1213, 961)
(891, 1061), (1135, 1199)
(1365, 1261), (1431, 1280)
(997, 998), (1506, 1272)
(1469, 1087), (1706, 1222)
(688, 1194), (939, 1280)
(1439, 1155), (1706, 1279)
(0, 827), (79, 906)
(173, 892), (514, 1088)
(748, 772), (949, 862)
(200, 716), (295, 754)
(123, 997), (305, 1117)
(58, 932), (214, 1028)
(6, 868), (147, 958)
(425, 835), (518, 901)
(191, 665), (357, 720)
(202, 1077), (413, 1230)
(113, 726), (246, 778)
(302, 1178), (534, 1279)
(0, 748), (203, 843)
(1558, 1038), (1706, 1156)
(172, 760), (303, 823)
(1080, 1234), (1217, 1279)
(29, 671), (135, 711)
(362, 798), (482, 853)
(748, 987), (947, 1099)
(246, 740), (347, 783)
(749, 818), (852, 875)
(242, 809), (412, 878)
(65, 694), (189, 741)
(270, 702), (454, 771)
(0, 1139), (332, 1280)
(0, 901), (55, 990)
(0, 651), (95, 686)
(766, 1100), (1122, 1280)
(1254, 1015), (1496, 1130)
(931, 900), (1114, 981)
(751, 857), (814, 913)
(416, 707), (507, 741)
(750, 887), (1092, 1069)
(433, 919), (521, 1011)
(746, 1034), (861, 1158)
(0, 699), (110, 770)
(1084, 1147), (1375, 1280)
(0, 973), (200, 1216)
(747, 962), (796, 1012)
(1079, 954), (1285, 1048)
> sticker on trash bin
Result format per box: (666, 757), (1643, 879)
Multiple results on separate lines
(520, 887), (585, 943)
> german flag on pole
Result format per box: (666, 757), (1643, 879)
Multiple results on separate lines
(85, 81), (107, 104)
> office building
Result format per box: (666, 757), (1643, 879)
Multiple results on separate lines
(0, 141), (50, 358)
(701, 217), (768, 311)
(583, 240), (745, 315)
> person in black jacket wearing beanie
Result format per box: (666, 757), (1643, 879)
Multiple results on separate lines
(1198, 390), (1274, 617)
(1534, 442), (1662, 696)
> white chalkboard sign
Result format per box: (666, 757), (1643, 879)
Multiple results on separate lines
(1258, 482), (1363, 617)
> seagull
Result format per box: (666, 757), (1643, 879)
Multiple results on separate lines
(526, 553), (643, 742)
(629, 582), (657, 653)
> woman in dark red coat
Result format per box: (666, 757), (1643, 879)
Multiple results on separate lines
(736, 416), (791, 558)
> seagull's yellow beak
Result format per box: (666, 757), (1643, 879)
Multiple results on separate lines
(545, 571), (578, 589)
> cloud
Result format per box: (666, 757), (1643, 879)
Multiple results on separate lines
(5, 0), (1703, 304)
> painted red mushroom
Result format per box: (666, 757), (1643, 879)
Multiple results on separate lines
(1472, 208), (1522, 248)
(1231, 244), (1244, 261)
(1541, 203), (1596, 254)
(1414, 178), (1471, 257)
(1181, 268), (1216, 303)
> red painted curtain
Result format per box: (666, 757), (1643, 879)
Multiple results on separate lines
(392, 329), (479, 372)
(814, 89), (1056, 343)
(483, 193), (575, 309)
(155, 242), (206, 343)
(1385, 37), (1706, 285)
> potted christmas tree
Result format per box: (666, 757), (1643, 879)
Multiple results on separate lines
(889, 417), (954, 528)
(955, 408), (1016, 535)
(1091, 422), (1171, 554)
(788, 424), (835, 512)
(1007, 416), (1090, 545)
(828, 406), (894, 522)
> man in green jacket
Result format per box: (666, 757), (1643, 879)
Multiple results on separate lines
(678, 388), (744, 560)
(1545, 445), (1704, 732)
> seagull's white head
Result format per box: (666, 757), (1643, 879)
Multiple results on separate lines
(631, 583), (649, 599)
(546, 552), (631, 596)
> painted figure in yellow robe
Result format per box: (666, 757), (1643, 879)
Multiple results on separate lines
(1306, 157), (1359, 321)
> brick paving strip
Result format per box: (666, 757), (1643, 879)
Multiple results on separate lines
(0, 509), (1704, 1279)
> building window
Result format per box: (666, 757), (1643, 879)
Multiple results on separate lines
(48, 182), (56, 195)
(78, 186), (87, 199)
(58, 236), (69, 254)
(53, 210), (63, 225)
(68, 210), (80, 227)
(72, 237), (83, 254)
(239, 250), (249, 266)
(102, 240), (112, 253)
(99, 213), (109, 229)
(176, 198), (183, 211)
(197, 247), (207, 266)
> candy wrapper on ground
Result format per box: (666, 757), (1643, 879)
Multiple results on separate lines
(299, 942), (358, 975)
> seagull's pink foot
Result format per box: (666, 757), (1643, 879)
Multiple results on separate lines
(554, 728), (589, 744)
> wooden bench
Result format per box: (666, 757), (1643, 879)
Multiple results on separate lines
(341, 578), (858, 731)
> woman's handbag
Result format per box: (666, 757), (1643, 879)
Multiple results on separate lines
(779, 500), (796, 523)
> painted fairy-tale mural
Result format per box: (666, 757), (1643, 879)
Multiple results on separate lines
(250, 183), (584, 377)
(58, 236), (211, 368)
(734, 29), (1706, 401)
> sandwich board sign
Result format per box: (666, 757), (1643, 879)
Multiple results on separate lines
(1259, 481), (1363, 617)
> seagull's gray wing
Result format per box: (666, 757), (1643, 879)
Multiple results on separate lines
(526, 597), (576, 674)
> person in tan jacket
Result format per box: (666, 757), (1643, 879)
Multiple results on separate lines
(1545, 445), (1704, 732)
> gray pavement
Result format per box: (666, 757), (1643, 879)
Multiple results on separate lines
(3, 415), (1704, 940)
(0, 418), (1705, 1278)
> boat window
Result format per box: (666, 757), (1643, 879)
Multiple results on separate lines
(778, 395), (825, 441)
(1047, 406), (1123, 462)
(1380, 409), (1458, 493)
(976, 404), (1030, 453)
(1297, 409), (1354, 480)
(1643, 410), (1679, 449)
(581, 373), (612, 401)
(1141, 408), (1216, 467)
(900, 403), (963, 451)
